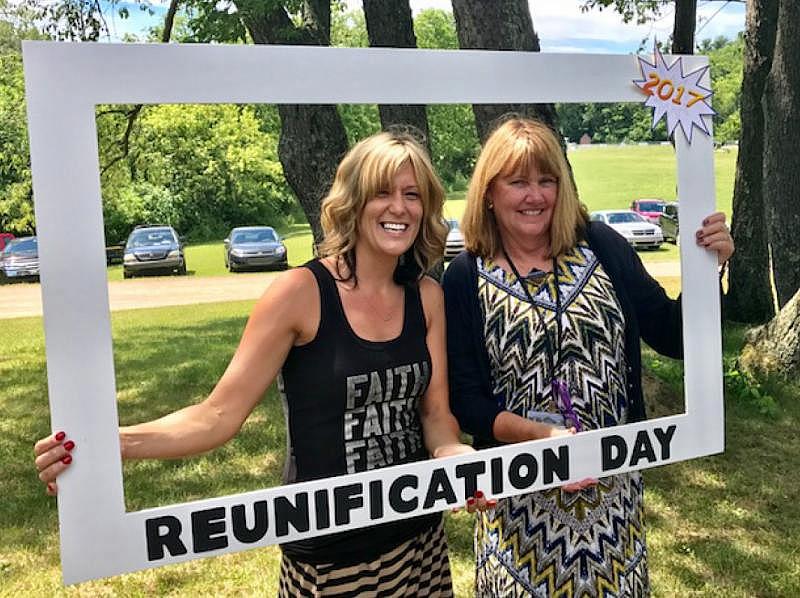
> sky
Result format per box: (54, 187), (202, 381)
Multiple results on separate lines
(104, 0), (745, 54)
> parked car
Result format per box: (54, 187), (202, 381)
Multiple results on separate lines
(659, 201), (679, 243)
(444, 218), (465, 261)
(0, 232), (15, 252)
(591, 209), (663, 249)
(630, 198), (666, 225)
(0, 236), (39, 281)
(224, 226), (288, 272)
(122, 225), (186, 278)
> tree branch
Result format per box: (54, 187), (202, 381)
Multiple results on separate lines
(99, 0), (180, 175)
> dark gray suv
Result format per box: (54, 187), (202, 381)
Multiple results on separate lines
(123, 225), (186, 278)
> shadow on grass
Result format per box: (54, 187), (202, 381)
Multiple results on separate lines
(642, 325), (800, 596)
(109, 315), (287, 511)
(0, 306), (288, 561)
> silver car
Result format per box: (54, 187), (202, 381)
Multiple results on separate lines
(590, 210), (663, 249)
(224, 226), (288, 272)
(444, 219), (465, 261)
(123, 226), (186, 278)
(0, 236), (39, 281)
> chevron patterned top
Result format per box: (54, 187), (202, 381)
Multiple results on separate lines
(473, 242), (650, 597)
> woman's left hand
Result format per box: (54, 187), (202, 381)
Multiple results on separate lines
(696, 211), (734, 265)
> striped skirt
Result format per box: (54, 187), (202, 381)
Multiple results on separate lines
(278, 520), (453, 597)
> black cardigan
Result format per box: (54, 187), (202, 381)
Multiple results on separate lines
(441, 221), (683, 448)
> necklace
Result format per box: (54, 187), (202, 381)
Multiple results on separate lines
(501, 246), (583, 431)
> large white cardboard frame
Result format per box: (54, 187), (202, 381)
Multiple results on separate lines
(23, 42), (723, 585)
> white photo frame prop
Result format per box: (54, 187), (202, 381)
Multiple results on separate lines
(23, 42), (723, 585)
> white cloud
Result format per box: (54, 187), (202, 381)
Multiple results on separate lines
(350, 0), (745, 54)
(112, 0), (745, 52)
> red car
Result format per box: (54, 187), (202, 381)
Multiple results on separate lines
(0, 233), (14, 252)
(630, 199), (666, 225)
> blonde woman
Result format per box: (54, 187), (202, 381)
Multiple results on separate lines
(35, 131), (476, 596)
(442, 117), (734, 596)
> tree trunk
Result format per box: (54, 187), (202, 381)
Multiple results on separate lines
(725, 0), (778, 323)
(363, 0), (430, 146)
(762, 0), (800, 308)
(741, 285), (800, 378)
(450, 0), (559, 143)
(670, 0), (696, 55)
(240, 3), (349, 246)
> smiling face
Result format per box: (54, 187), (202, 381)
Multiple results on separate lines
(357, 162), (423, 260)
(487, 163), (558, 250)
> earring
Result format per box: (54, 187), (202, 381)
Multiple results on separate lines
(487, 199), (494, 210)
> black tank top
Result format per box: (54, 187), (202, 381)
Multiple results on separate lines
(278, 259), (440, 564)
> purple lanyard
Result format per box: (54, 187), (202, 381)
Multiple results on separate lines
(501, 247), (583, 432)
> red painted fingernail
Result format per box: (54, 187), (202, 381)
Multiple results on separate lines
(46, 483), (54, 493)
(55, 431), (66, 441)
(487, 499), (497, 507)
(63, 440), (75, 451)
(467, 497), (476, 506)
(475, 490), (484, 499)
(61, 455), (72, 465)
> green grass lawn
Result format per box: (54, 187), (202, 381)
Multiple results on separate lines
(103, 145), (734, 281)
(1, 297), (798, 596)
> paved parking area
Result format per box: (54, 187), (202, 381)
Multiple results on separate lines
(0, 261), (681, 320)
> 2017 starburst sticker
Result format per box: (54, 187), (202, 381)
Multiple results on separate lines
(634, 43), (715, 143)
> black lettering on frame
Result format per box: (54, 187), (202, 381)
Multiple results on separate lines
(542, 445), (570, 484)
(629, 430), (657, 466)
(389, 474), (419, 513)
(231, 501), (269, 544)
(369, 480), (384, 520)
(423, 468), (457, 509)
(275, 493), (310, 537)
(145, 516), (188, 561)
(508, 453), (538, 490)
(602, 434), (627, 471)
(654, 425), (677, 459)
(314, 490), (330, 530)
(191, 507), (228, 553)
(334, 483), (364, 526)
(455, 461), (486, 498)
(490, 457), (504, 494)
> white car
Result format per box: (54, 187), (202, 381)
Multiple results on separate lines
(444, 218), (465, 260)
(590, 210), (663, 250)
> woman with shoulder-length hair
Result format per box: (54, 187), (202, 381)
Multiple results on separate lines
(35, 130), (479, 597)
(443, 117), (734, 596)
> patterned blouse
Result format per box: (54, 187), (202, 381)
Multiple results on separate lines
(474, 242), (650, 597)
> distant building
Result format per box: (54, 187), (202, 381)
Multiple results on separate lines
(579, 133), (592, 145)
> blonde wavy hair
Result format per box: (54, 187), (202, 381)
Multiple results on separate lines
(319, 131), (447, 283)
(462, 117), (589, 259)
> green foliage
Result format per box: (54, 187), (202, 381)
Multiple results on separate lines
(558, 102), (669, 143)
(3, 307), (800, 596)
(330, 6), (478, 191)
(0, 31), (35, 234)
(723, 357), (779, 417)
(331, 4), (367, 48)
(415, 10), (478, 190)
(414, 8), (459, 50)
(22, 0), (106, 41)
(707, 34), (743, 143)
(557, 36), (744, 145)
(99, 104), (295, 243)
(580, 0), (667, 25)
